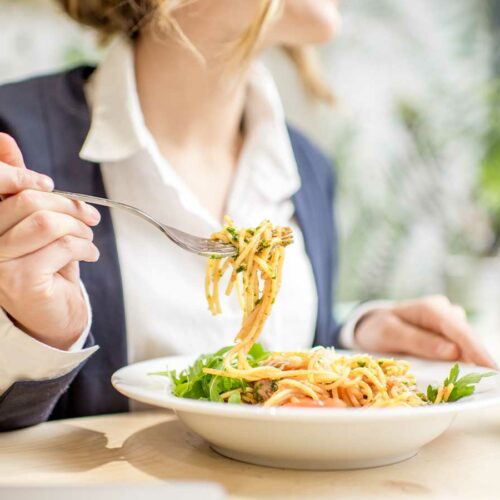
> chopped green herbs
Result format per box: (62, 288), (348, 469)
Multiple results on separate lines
(257, 241), (271, 253)
(226, 227), (239, 242)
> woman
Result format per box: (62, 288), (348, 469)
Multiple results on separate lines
(0, 0), (494, 430)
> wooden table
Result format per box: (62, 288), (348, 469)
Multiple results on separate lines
(1, 409), (500, 499)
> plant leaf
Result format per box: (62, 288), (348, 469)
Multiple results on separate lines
(454, 371), (496, 388)
(153, 343), (270, 403)
(448, 363), (460, 385)
(428, 365), (497, 404)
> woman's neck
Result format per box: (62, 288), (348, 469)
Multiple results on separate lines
(133, 27), (251, 221)
(134, 32), (247, 155)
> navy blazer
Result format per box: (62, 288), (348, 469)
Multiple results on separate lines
(0, 67), (340, 431)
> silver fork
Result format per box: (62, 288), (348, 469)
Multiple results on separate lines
(54, 190), (237, 258)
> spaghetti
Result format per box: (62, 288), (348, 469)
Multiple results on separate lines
(195, 218), (493, 408)
(206, 217), (292, 375)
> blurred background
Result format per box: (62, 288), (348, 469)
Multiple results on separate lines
(1, 0), (499, 337)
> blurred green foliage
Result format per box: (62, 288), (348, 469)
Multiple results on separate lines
(479, 0), (500, 253)
(479, 81), (500, 251)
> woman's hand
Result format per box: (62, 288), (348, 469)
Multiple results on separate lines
(355, 295), (497, 368)
(0, 133), (101, 350)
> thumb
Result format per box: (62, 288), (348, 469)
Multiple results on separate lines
(58, 261), (80, 283)
(0, 133), (25, 168)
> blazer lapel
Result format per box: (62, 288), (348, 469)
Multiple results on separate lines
(45, 67), (129, 415)
(288, 126), (336, 347)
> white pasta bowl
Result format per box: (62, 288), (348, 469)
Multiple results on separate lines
(112, 353), (500, 470)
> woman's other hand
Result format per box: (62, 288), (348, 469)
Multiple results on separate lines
(355, 295), (497, 369)
(0, 133), (101, 350)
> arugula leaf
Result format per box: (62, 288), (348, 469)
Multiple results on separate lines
(426, 363), (496, 403)
(443, 363), (459, 387)
(228, 393), (243, 404)
(427, 384), (438, 403)
(446, 367), (496, 402)
(248, 342), (270, 363)
(447, 385), (475, 402)
(151, 343), (270, 403)
(449, 363), (460, 383)
(452, 371), (495, 387)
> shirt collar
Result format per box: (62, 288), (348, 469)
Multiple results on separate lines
(80, 37), (147, 162)
(80, 36), (301, 202)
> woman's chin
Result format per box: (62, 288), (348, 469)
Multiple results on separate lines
(278, 2), (342, 45)
(309, 8), (342, 43)
(306, 15), (341, 44)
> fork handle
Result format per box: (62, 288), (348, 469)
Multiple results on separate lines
(54, 190), (123, 211)
(53, 189), (170, 239)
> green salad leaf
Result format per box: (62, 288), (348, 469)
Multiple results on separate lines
(426, 363), (496, 404)
(151, 343), (270, 403)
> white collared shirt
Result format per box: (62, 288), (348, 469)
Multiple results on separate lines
(0, 38), (363, 395)
(81, 37), (317, 364)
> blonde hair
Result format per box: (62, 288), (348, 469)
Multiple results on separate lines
(57, 0), (333, 103)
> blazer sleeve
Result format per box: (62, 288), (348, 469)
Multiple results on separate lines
(0, 334), (96, 432)
(0, 78), (99, 431)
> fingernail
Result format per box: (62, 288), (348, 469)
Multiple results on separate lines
(39, 176), (54, 191)
(437, 343), (457, 359)
(88, 206), (101, 223)
(487, 355), (499, 370)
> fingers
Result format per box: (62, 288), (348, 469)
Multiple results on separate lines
(451, 304), (467, 322)
(22, 236), (100, 276)
(0, 161), (53, 195)
(0, 211), (94, 261)
(0, 189), (100, 235)
(0, 237), (98, 302)
(356, 310), (460, 361)
(383, 314), (460, 361)
(440, 313), (496, 368)
(393, 295), (451, 332)
(58, 261), (80, 283)
(394, 296), (496, 369)
(0, 133), (25, 168)
(0, 236), (99, 301)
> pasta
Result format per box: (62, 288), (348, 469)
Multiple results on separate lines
(206, 217), (292, 377)
(203, 217), (430, 408)
(163, 218), (494, 408)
